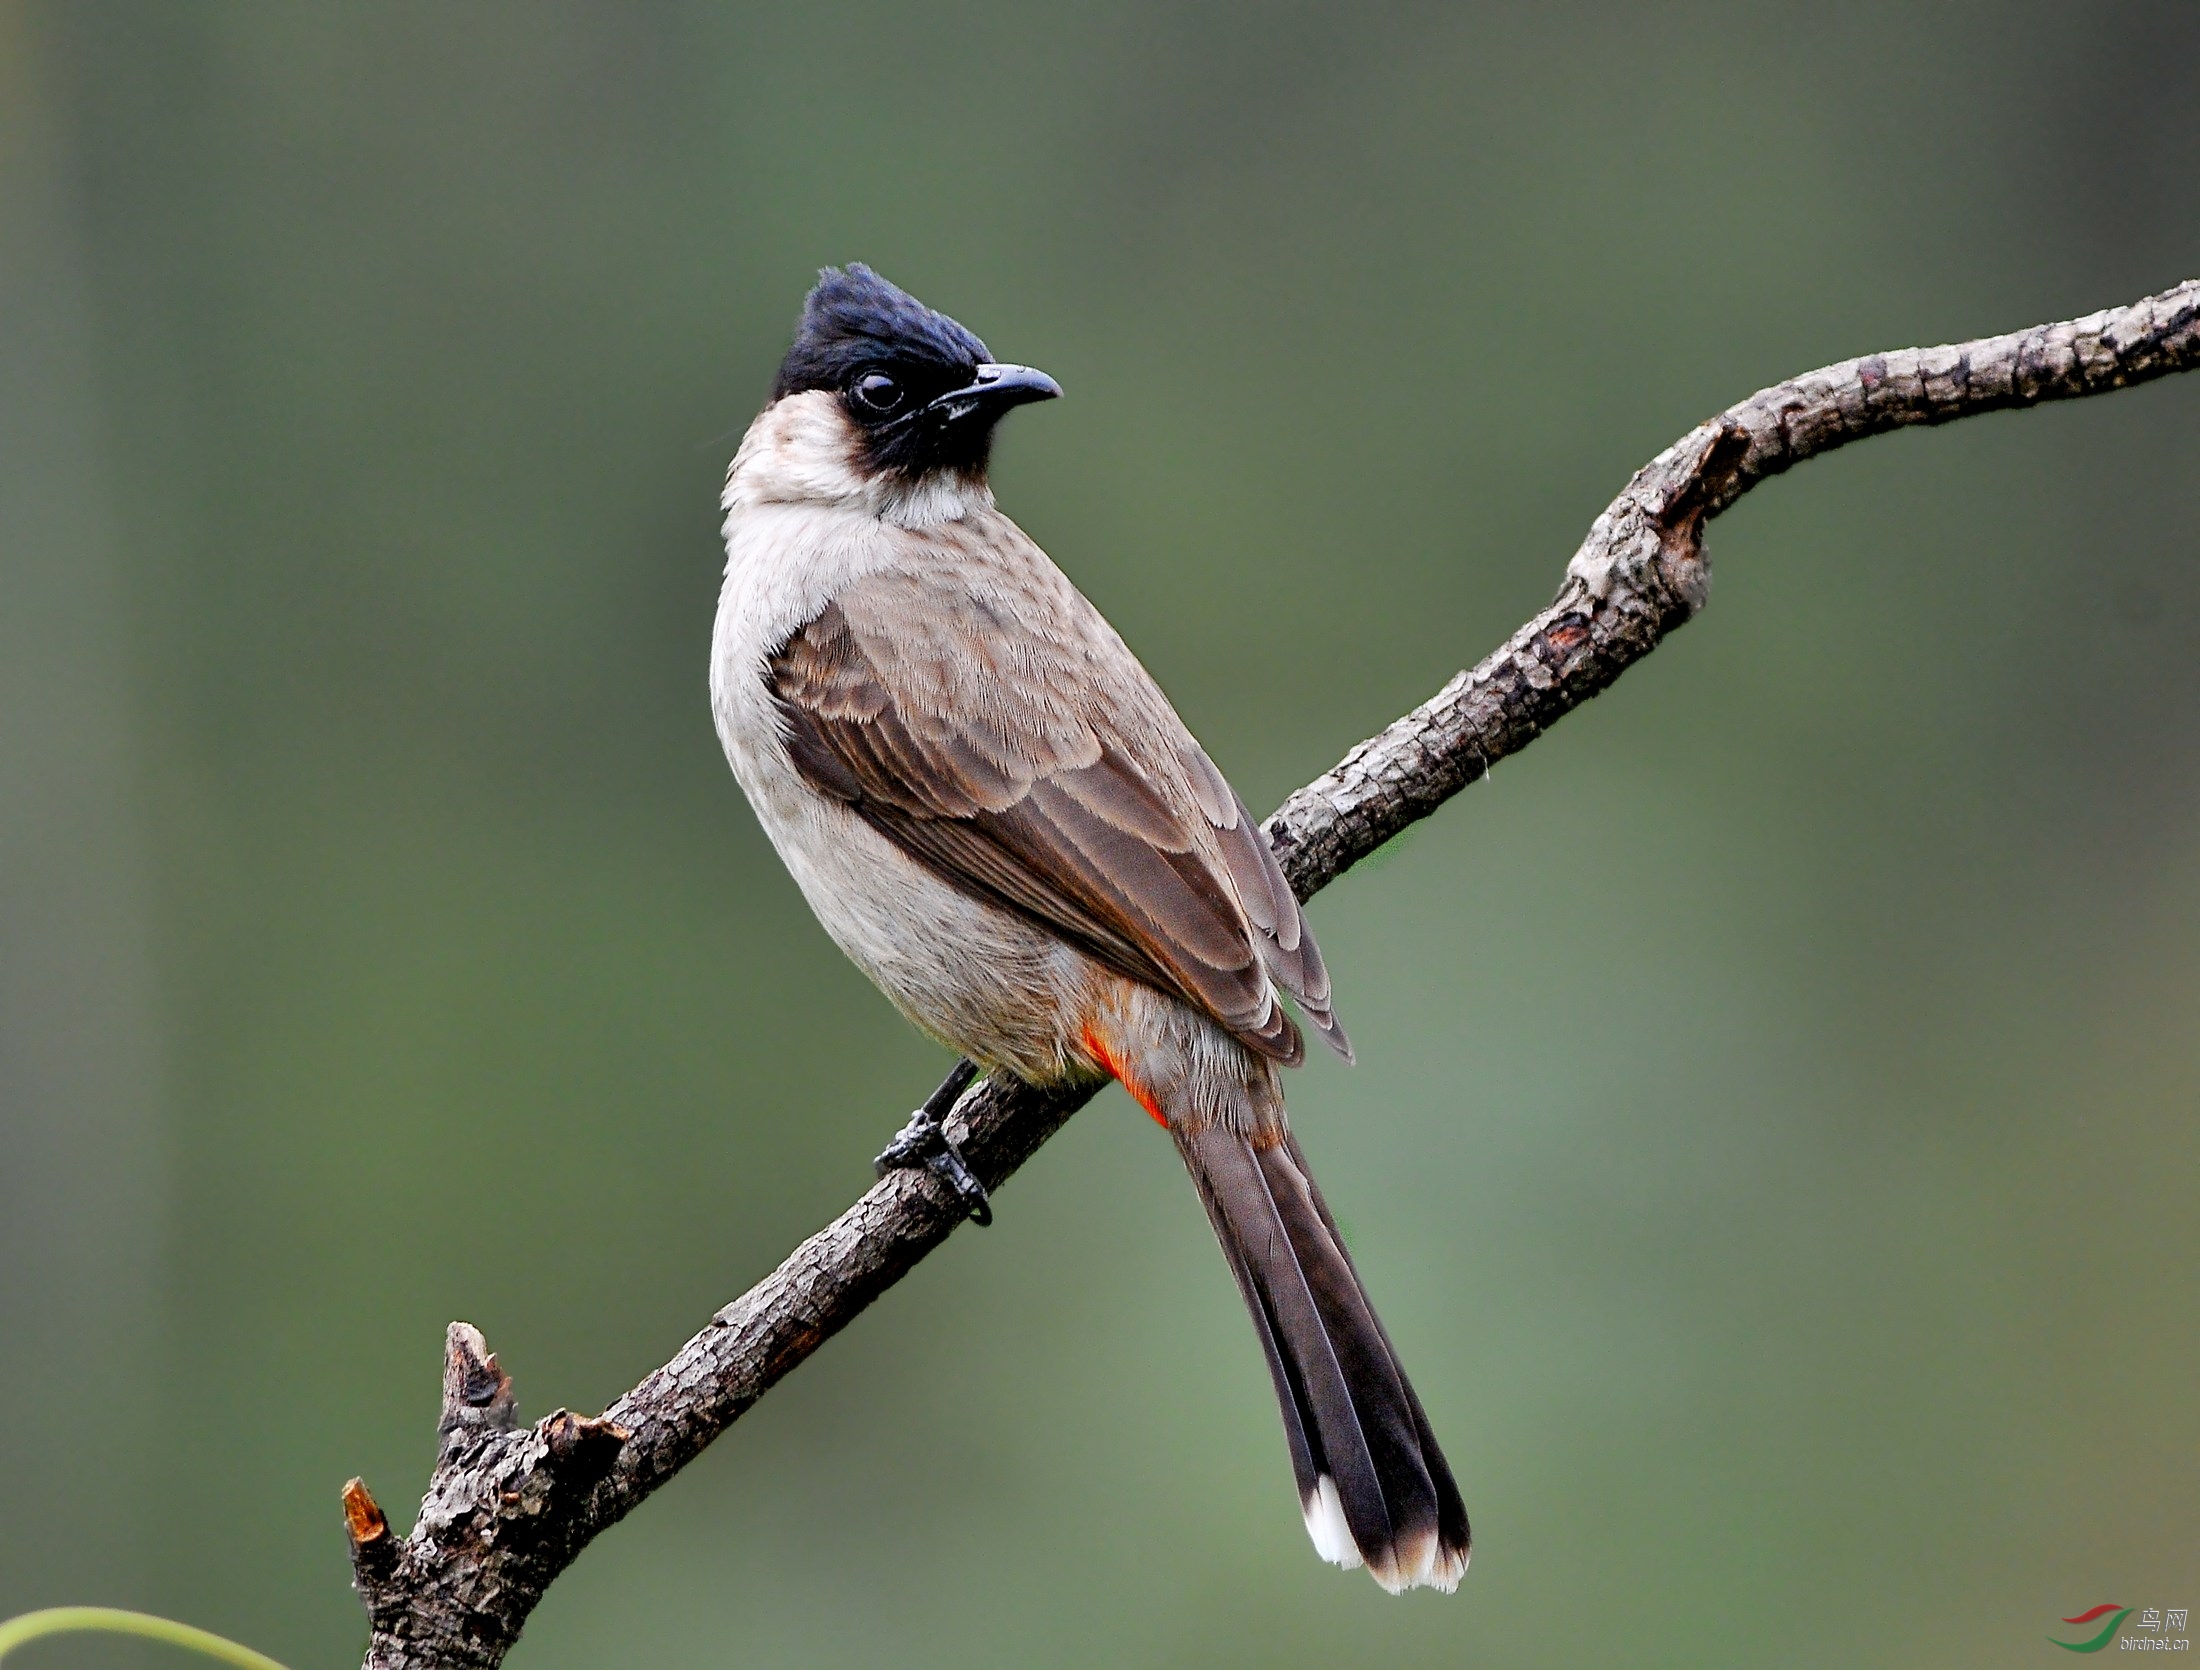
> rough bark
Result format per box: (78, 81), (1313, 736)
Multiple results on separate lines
(348, 277), (2200, 1668)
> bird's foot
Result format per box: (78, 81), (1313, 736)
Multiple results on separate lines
(875, 1059), (991, 1226)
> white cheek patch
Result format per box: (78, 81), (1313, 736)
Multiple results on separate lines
(724, 391), (872, 513)
(722, 390), (993, 528)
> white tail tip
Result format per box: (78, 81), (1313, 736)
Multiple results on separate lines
(1300, 1476), (1362, 1570)
(1303, 1475), (1470, 1594)
(1367, 1526), (1470, 1595)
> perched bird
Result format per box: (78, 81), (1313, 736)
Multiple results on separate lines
(711, 265), (1469, 1592)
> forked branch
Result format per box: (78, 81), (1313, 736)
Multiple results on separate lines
(348, 277), (2200, 1668)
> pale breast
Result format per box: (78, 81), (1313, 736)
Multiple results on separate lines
(711, 471), (1096, 1080)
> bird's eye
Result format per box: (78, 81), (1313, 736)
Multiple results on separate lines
(851, 371), (905, 416)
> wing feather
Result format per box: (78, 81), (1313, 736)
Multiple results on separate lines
(769, 560), (1344, 1064)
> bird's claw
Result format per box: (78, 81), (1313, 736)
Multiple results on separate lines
(874, 1060), (991, 1226)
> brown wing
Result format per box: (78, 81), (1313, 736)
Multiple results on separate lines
(769, 570), (1346, 1065)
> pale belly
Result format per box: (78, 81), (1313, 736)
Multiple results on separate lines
(720, 705), (1093, 1083)
(708, 486), (1100, 1082)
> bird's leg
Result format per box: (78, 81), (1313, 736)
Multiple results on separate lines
(875, 1058), (991, 1226)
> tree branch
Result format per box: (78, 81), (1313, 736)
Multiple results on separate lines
(347, 277), (2200, 1668)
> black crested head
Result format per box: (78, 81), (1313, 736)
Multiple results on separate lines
(769, 264), (1059, 481)
(772, 265), (990, 401)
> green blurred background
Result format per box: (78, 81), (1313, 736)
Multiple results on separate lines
(3, 3), (2195, 1665)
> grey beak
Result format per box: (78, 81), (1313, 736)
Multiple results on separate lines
(926, 362), (1062, 423)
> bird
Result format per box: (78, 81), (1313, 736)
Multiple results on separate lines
(710, 264), (1469, 1593)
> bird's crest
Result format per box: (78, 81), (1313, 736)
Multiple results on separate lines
(772, 265), (988, 401)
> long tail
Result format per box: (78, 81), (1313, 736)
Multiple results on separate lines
(1173, 1120), (1470, 1593)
